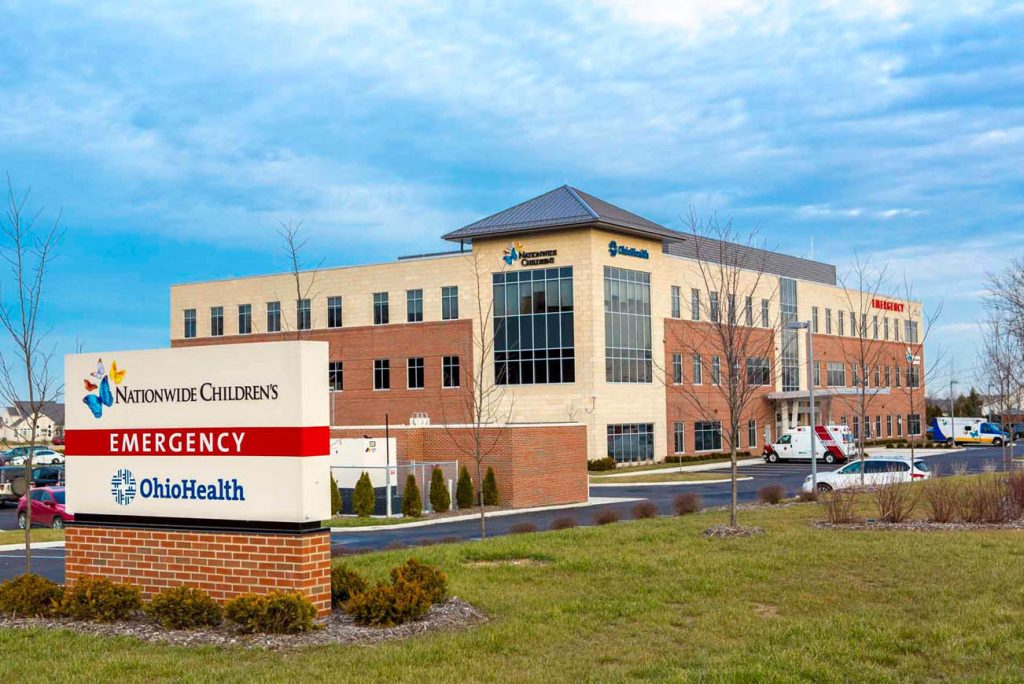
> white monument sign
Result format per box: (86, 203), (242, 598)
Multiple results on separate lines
(64, 341), (330, 524)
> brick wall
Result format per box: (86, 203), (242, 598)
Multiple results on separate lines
(65, 526), (332, 616)
(331, 423), (588, 508)
(172, 319), (474, 426)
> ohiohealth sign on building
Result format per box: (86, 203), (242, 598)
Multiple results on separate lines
(64, 341), (331, 526)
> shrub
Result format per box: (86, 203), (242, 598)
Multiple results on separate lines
(673, 493), (702, 516)
(819, 488), (859, 524)
(347, 578), (431, 627)
(632, 500), (658, 519)
(873, 478), (922, 523)
(144, 586), (222, 629)
(456, 466), (474, 509)
(482, 467), (499, 506)
(550, 517), (578, 530)
(509, 522), (538, 534)
(330, 563), (368, 607)
(1007, 471), (1024, 518)
(353, 471), (375, 517)
(389, 558), (448, 604)
(587, 457), (617, 472)
(0, 573), (63, 617)
(429, 467), (451, 514)
(795, 490), (818, 503)
(330, 473), (342, 515)
(922, 476), (960, 523)
(594, 508), (621, 525)
(402, 474), (422, 518)
(224, 591), (316, 634)
(757, 484), (786, 505)
(959, 476), (1012, 524)
(61, 576), (141, 622)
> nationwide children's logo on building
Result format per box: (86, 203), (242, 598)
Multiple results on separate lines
(110, 467), (246, 506)
(502, 241), (557, 267)
(82, 358), (126, 419)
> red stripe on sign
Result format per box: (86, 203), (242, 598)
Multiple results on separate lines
(65, 426), (329, 457)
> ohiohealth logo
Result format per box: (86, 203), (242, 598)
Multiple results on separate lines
(82, 357), (127, 419)
(111, 468), (137, 506)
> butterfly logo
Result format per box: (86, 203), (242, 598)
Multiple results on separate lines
(502, 241), (523, 266)
(82, 358), (124, 419)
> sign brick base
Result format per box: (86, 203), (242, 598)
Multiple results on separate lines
(65, 526), (332, 616)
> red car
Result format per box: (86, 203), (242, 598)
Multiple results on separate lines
(17, 486), (72, 530)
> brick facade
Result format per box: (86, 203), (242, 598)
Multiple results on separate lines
(331, 423), (588, 508)
(65, 526), (332, 616)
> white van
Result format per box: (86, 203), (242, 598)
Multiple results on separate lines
(929, 417), (1008, 446)
(763, 424), (856, 464)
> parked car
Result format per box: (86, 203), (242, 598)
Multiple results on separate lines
(7, 449), (63, 466)
(51, 435), (65, 446)
(0, 465), (65, 504)
(16, 486), (72, 529)
(803, 457), (931, 493)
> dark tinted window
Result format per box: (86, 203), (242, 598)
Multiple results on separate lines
(52, 490), (66, 504)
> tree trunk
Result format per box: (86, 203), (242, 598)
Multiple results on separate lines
(476, 458), (486, 539)
(730, 433), (738, 527)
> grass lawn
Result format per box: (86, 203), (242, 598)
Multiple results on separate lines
(594, 456), (735, 475)
(326, 515), (423, 528)
(0, 528), (63, 545)
(3, 499), (1024, 681)
(590, 471), (733, 484)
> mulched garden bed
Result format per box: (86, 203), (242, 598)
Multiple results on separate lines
(0, 597), (485, 650)
(702, 525), (765, 538)
(813, 519), (1024, 532)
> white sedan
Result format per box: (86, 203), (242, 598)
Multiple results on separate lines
(7, 449), (63, 466)
(803, 457), (931, 493)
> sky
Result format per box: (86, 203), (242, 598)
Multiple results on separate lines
(1, 0), (1022, 399)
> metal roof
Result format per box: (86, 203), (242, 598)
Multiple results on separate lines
(442, 185), (837, 286)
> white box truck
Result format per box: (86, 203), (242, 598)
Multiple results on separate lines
(763, 424), (856, 464)
(928, 417), (1008, 446)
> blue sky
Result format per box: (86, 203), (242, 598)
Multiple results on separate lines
(1, 0), (1023, 397)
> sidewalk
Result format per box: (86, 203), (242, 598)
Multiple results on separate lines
(594, 458), (763, 479)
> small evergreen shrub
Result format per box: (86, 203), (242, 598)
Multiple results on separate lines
(330, 563), (368, 607)
(144, 586), (222, 629)
(632, 500), (658, 519)
(509, 522), (538, 534)
(353, 472), (375, 517)
(0, 573), (63, 617)
(673, 493), (702, 516)
(330, 473), (343, 515)
(429, 467), (451, 513)
(402, 474), (422, 518)
(482, 467), (499, 506)
(757, 484), (786, 505)
(587, 457), (617, 472)
(389, 558), (448, 604)
(594, 509), (621, 525)
(550, 517), (578, 530)
(61, 576), (141, 622)
(224, 591), (317, 634)
(456, 466), (474, 509)
(347, 578), (431, 627)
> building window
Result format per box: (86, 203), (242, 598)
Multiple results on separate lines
(604, 266), (651, 383)
(441, 286), (459, 320)
(296, 298), (311, 330)
(673, 422), (685, 454)
(494, 267), (575, 385)
(872, 315), (879, 340)
(827, 362), (846, 386)
(885, 365), (891, 386)
(329, 361), (343, 391)
(861, 313), (868, 338)
(690, 289), (701, 321)
(607, 423), (654, 464)
(908, 414), (921, 435)
(237, 304), (251, 335)
(744, 296), (753, 326)
(851, 363), (860, 388)
(873, 365), (881, 387)
(183, 309), (197, 339)
(883, 317), (889, 340)
(761, 299), (770, 328)
(373, 292), (389, 325)
(814, 361), (821, 386)
(895, 321), (901, 342)
(694, 421), (722, 452)
(780, 277), (799, 391)
(905, 320), (919, 344)
(838, 310), (845, 336)
(373, 359), (390, 390)
(748, 419), (757, 449)
(267, 301), (281, 333)
(865, 417), (872, 438)
(897, 415), (904, 436)
(875, 415), (882, 438)
(709, 291), (720, 323)
(906, 365), (920, 388)
(850, 311), (857, 337)
(210, 306), (224, 337)
(407, 357), (424, 389)
(671, 352), (683, 384)
(442, 356), (460, 388)
(853, 416), (859, 439)
(746, 357), (770, 386)
(711, 356), (721, 385)
(825, 308), (832, 335)
(895, 364), (902, 388)
(812, 306), (819, 333)
(691, 355), (703, 385)
(886, 414), (893, 437)
(327, 296), (343, 328)
(407, 289), (423, 323)
(727, 294), (736, 324)
(671, 286), (681, 319)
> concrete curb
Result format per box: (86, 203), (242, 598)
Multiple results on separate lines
(591, 476), (754, 488)
(330, 496), (643, 533)
(0, 540), (65, 552)
(594, 458), (763, 479)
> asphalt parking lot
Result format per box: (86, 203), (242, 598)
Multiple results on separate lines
(0, 445), (1016, 584)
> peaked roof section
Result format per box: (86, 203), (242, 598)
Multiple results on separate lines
(442, 185), (682, 243)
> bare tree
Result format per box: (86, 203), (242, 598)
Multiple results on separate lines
(441, 250), (514, 539)
(976, 314), (1019, 471)
(277, 220), (324, 341)
(662, 210), (781, 528)
(0, 176), (64, 572)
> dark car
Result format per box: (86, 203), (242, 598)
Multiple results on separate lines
(0, 465), (65, 504)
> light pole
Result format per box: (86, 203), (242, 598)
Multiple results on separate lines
(949, 379), (958, 445)
(789, 320), (817, 489)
